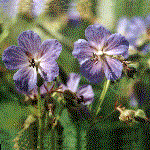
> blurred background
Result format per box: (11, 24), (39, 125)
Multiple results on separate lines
(0, 0), (150, 149)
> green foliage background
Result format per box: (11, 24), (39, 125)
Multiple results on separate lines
(0, 0), (150, 149)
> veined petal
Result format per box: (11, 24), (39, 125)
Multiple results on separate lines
(103, 56), (123, 80)
(13, 66), (37, 93)
(2, 45), (28, 70)
(85, 24), (111, 44)
(73, 39), (94, 64)
(66, 73), (80, 93)
(18, 30), (41, 57)
(80, 59), (105, 84)
(39, 60), (59, 82)
(39, 39), (62, 61)
(103, 33), (129, 56)
(77, 85), (94, 105)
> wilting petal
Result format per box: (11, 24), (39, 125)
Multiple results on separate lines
(2, 46), (28, 70)
(85, 24), (111, 44)
(73, 39), (94, 64)
(66, 73), (80, 93)
(103, 56), (123, 80)
(13, 67), (37, 93)
(104, 33), (129, 56)
(80, 59), (105, 84)
(39, 60), (59, 82)
(77, 85), (94, 105)
(39, 39), (62, 61)
(18, 30), (41, 57)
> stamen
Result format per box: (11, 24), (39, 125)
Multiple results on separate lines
(29, 58), (35, 68)
(90, 53), (100, 64)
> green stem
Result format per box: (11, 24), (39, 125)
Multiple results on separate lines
(91, 80), (110, 117)
(51, 128), (56, 149)
(76, 124), (82, 150)
(37, 95), (44, 149)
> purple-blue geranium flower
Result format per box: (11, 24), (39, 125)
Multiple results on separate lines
(117, 17), (147, 47)
(72, 24), (129, 83)
(60, 73), (94, 105)
(2, 30), (62, 94)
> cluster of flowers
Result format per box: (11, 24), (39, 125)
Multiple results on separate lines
(2, 24), (130, 103)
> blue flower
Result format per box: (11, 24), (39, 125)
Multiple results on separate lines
(61, 73), (94, 121)
(61, 73), (94, 105)
(72, 24), (129, 83)
(117, 17), (147, 47)
(2, 30), (62, 94)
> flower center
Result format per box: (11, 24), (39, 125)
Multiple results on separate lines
(97, 50), (103, 56)
(29, 58), (39, 71)
(29, 58), (35, 68)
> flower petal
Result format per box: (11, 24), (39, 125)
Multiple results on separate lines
(80, 59), (105, 84)
(39, 39), (62, 61)
(73, 39), (94, 64)
(127, 17), (146, 39)
(103, 33), (129, 56)
(103, 56), (123, 80)
(2, 45), (28, 70)
(77, 85), (94, 105)
(18, 30), (41, 57)
(66, 73), (80, 93)
(13, 67), (37, 93)
(39, 60), (59, 82)
(85, 24), (111, 44)
(117, 17), (129, 36)
(140, 43), (150, 55)
(117, 17), (146, 46)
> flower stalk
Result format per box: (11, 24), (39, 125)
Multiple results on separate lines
(37, 94), (45, 149)
(91, 79), (110, 117)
